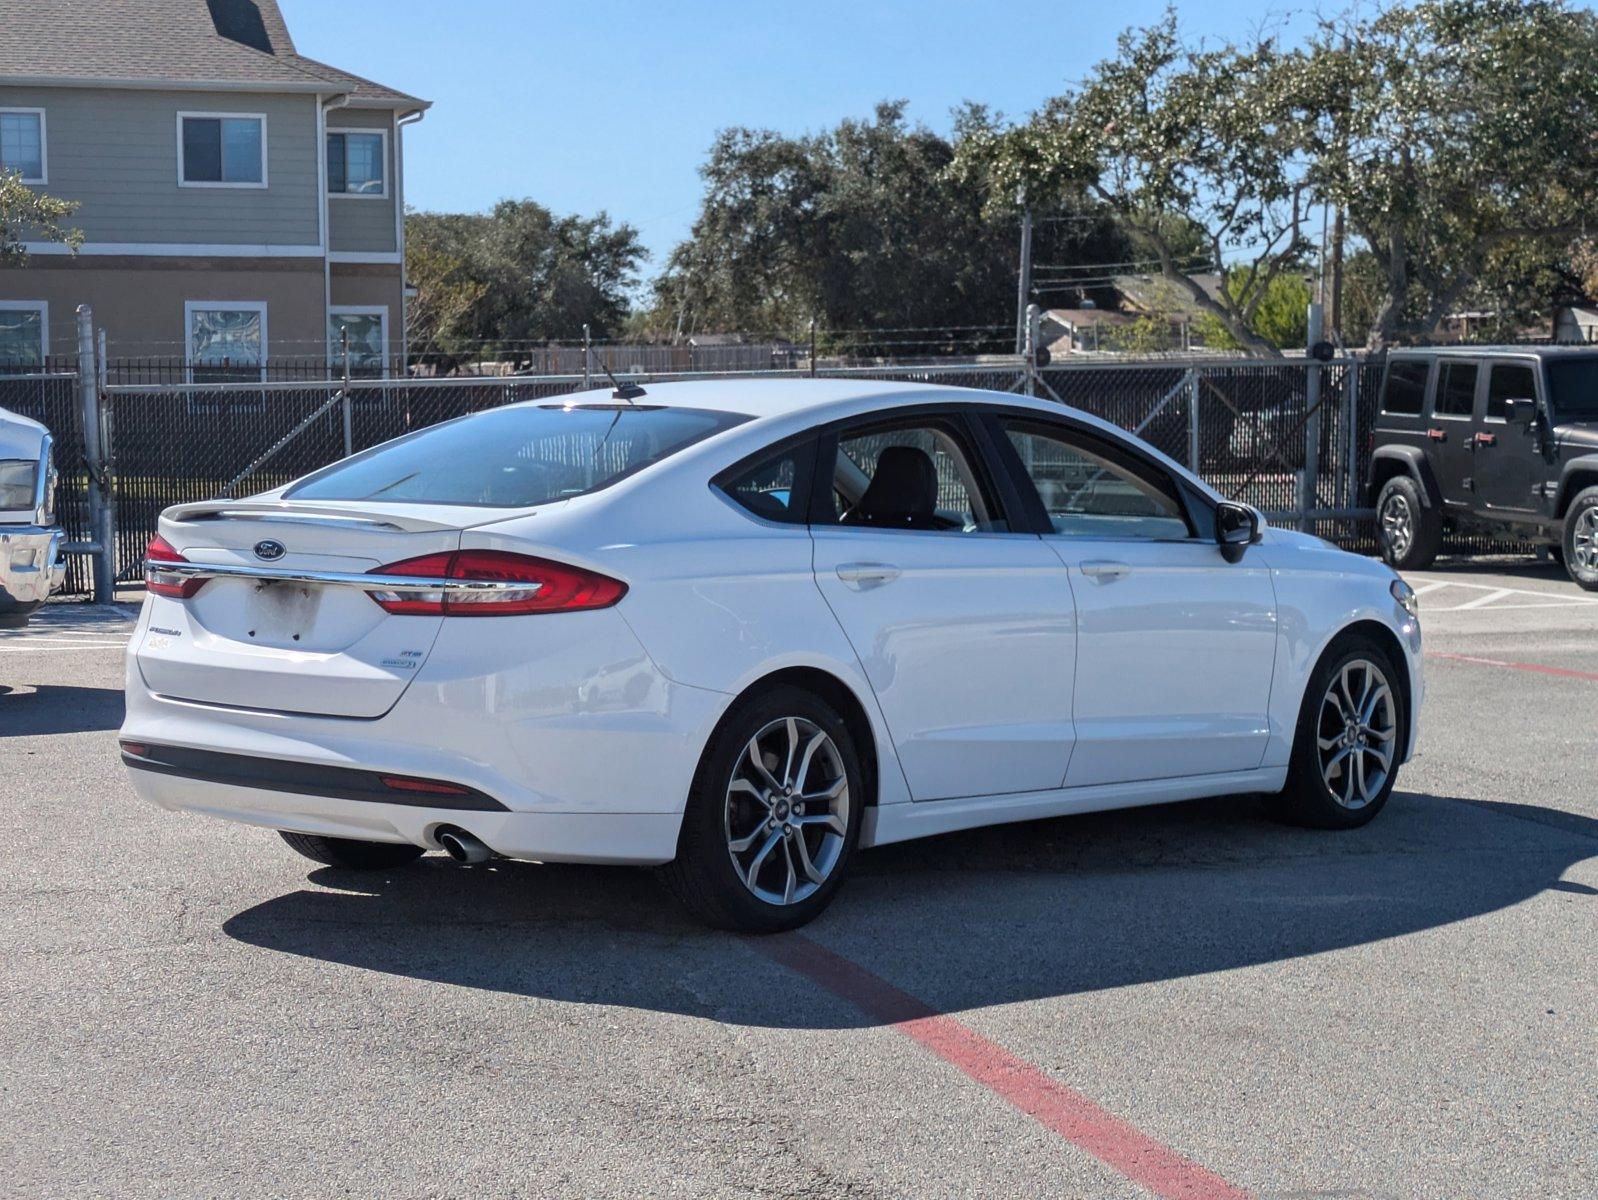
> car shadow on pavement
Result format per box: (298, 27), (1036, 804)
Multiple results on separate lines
(222, 791), (1597, 1030)
(0, 685), (125, 736)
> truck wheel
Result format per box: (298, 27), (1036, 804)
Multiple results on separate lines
(1562, 486), (1598, 592)
(1376, 476), (1441, 570)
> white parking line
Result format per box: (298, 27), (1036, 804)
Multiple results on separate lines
(1403, 575), (1598, 613)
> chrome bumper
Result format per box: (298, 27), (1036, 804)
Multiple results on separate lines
(0, 524), (66, 612)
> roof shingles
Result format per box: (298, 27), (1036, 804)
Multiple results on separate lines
(0, 0), (426, 107)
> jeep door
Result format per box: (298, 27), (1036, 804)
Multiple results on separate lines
(1429, 359), (1480, 508)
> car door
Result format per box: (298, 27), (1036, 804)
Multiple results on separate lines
(985, 413), (1278, 788)
(1429, 358), (1481, 507)
(809, 410), (1077, 802)
(1472, 359), (1543, 515)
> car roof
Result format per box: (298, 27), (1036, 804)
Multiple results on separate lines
(519, 377), (965, 421)
(1388, 345), (1598, 360)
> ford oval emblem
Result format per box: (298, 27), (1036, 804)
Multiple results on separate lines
(253, 540), (287, 562)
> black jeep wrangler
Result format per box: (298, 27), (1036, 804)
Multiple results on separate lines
(1369, 347), (1598, 590)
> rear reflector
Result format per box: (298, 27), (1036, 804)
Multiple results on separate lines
(367, 550), (627, 617)
(144, 535), (207, 599)
(379, 775), (473, 796)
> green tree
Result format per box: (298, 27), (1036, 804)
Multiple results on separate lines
(406, 200), (646, 369)
(1194, 269), (1313, 351)
(1, 171), (82, 265)
(1305, 0), (1598, 347)
(955, 12), (1310, 357)
(652, 102), (1132, 352)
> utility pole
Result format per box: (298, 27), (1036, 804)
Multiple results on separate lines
(1014, 199), (1033, 355)
(582, 324), (592, 389)
(1330, 207), (1346, 343)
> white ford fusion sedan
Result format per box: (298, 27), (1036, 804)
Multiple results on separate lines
(121, 380), (1422, 931)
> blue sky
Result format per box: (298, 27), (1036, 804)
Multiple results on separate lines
(281, 1), (1329, 276)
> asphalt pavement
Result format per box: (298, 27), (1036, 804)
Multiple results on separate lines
(0, 560), (1593, 1199)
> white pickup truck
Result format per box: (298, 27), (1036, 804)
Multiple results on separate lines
(0, 406), (65, 627)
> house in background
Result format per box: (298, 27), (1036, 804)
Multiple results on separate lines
(0, 0), (429, 375)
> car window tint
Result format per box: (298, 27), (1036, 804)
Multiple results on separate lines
(720, 445), (807, 524)
(288, 404), (747, 508)
(829, 421), (1005, 533)
(1382, 361), (1429, 415)
(1434, 361), (1479, 417)
(1485, 363), (1536, 420)
(1002, 421), (1191, 540)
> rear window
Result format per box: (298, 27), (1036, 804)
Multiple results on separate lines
(1381, 360), (1429, 415)
(1434, 361), (1479, 416)
(287, 404), (747, 507)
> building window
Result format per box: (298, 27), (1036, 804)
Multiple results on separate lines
(329, 308), (389, 376)
(327, 131), (386, 197)
(0, 302), (48, 367)
(179, 113), (266, 187)
(186, 302), (267, 382)
(0, 109), (46, 183)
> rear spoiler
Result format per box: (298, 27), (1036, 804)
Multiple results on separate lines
(162, 500), (460, 535)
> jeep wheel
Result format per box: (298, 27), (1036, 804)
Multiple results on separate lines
(1562, 486), (1598, 592)
(1376, 477), (1441, 570)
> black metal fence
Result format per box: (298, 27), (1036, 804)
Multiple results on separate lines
(12, 353), (1536, 596)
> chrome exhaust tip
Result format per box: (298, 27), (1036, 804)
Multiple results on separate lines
(437, 828), (493, 865)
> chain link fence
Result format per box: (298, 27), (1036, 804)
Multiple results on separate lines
(19, 349), (1538, 596)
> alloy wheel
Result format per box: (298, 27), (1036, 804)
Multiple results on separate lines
(724, 717), (850, 906)
(1380, 492), (1413, 561)
(1573, 506), (1598, 574)
(1317, 659), (1397, 809)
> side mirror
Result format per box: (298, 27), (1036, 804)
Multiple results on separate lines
(1216, 501), (1260, 563)
(1502, 397), (1536, 426)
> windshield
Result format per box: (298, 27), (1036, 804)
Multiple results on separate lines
(1544, 358), (1598, 421)
(287, 404), (748, 507)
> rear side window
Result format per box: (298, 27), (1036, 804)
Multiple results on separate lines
(288, 404), (747, 507)
(1485, 363), (1537, 420)
(1434, 362), (1479, 417)
(718, 443), (811, 524)
(1381, 360), (1429, 415)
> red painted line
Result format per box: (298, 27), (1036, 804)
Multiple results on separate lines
(761, 934), (1252, 1200)
(1426, 651), (1598, 682)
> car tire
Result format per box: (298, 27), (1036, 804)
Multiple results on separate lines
(1267, 636), (1407, 830)
(1376, 476), (1441, 570)
(278, 831), (426, 870)
(658, 685), (865, 933)
(1561, 486), (1598, 592)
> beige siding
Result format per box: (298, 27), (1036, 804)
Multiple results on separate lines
(330, 263), (405, 361)
(0, 85), (321, 247)
(0, 258), (325, 358)
(327, 108), (398, 255)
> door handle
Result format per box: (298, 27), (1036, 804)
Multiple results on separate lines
(1081, 560), (1131, 582)
(1473, 431), (1498, 447)
(836, 562), (901, 588)
(1427, 428), (1448, 442)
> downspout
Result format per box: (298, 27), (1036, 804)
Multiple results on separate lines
(396, 108), (426, 375)
(320, 93), (351, 372)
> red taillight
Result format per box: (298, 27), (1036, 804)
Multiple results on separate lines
(379, 775), (472, 796)
(366, 551), (627, 617)
(145, 535), (207, 600)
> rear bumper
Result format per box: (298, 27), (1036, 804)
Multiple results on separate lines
(124, 763), (682, 865)
(0, 524), (64, 616)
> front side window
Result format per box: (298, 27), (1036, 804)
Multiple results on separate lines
(1433, 361), (1479, 417)
(1381, 360), (1429, 415)
(288, 404), (748, 508)
(1002, 420), (1192, 540)
(0, 303), (46, 367)
(1485, 363), (1537, 421)
(187, 304), (266, 383)
(327, 131), (386, 196)
(329, 310), (387, 376)
(180, 115), (265, 186)
(0, 109), (45, 182)
(827, 420), (1004, 532)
